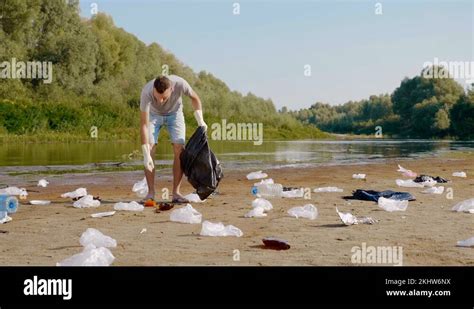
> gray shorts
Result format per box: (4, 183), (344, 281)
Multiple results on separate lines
(148, 111), (186, 145)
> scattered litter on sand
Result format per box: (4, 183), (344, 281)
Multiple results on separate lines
(200, 221), (243, 237)
(37, 179), (49, 187)
(452, 171), (467, 178)
(251, 198), (273, 211)
(456, 236), (474, 247)
(245, 207), (267, 218)
(91, 211), (116, 218)
(287, 204), (318, 220)
(262, 237), (290, 250)
(61, 188), (87, 199)
(378, 197), (408, 212)
(352, 174), (366, 179)
(336, 207), (376, 225)
(246, 171), (268, 180)
(313, 187), (343, 193)
(452, 198), (474, 213)
(73, 195), (100, 208)
(183, 193), (205, 203)
(170, 204), (202, 224)
(397, 164), (417, 177)
(421, 186), (445, 194)
(132, 178), (148, 198)
(114, 201), (144, 211)
(29, 200), (51, 205)
(57, 228), (117, 266)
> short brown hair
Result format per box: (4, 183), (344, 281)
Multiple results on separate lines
(153, 76), (171, 94)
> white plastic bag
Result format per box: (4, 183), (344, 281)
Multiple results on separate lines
(80, 228), (117, 248)
(245, 207), (267, 218)
(37, 179), (49, 187)
(73, 195), (100, 208)
(61, 188), (87, 199)
(287, 204), (318, 220)
(251, 198), (273, 211)
(170, 204), (202, 224)
(336, 207), (376, 225)
(132, 178), (148, 198)
(246, 170), (268, 180)
(114, 201), (144, 211)
(282, 188), (304, 198)
(56, 245), (115, 266)
(352, 174), (366, 179)
(396, 179), (424, 188)
(0, 213), (12, 224)
(452, 198), (474, 213)
(91, 211), (116, 218)
(0, 187), (28, 198)
(452, 171), (467, 178)
(421, 186), (444, 194)
(456, 236), (474, 247)
(378, 197), (408, 212)
(200, 221), (243, 237)
(313, 187), (343, 193)
(183, 193), (205, 203)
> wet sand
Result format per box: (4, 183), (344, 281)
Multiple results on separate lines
(0, 155), (473, 266)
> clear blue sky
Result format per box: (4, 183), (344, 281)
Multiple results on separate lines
(79, 0), (473, 110)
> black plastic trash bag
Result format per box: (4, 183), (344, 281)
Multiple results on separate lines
(343, 189), (415, 202)
(180, 126), (223, 200)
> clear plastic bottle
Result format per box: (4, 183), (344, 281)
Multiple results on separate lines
(0, 195), (18, 213)
(251, 183), (283, 198)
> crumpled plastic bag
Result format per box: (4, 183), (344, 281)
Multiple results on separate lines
(114, 201), (144, 211)
(61, 188), (87, 199)
(254, 178), (274, 186)
(170, 204), (202, 224)
(352, 174), (366, 179)
(0, 187), (28, 198)
(421, 186), (444, 194)
(132, 178), (148, 198)
(452, 198), (474, 213)
(287, 204), (318, 220)
(56, 245), (115, 266)
(0, 212), (12, 224)
(397, 164), (417, 177)
(73, 195), (100, 208)
(37, 179), (49, 187)
(80, 228), (117, 248)
(251, 198), (273, 211)
(336, 207), (376, 225)
(313, 187), (343, 193)
(246, 170), (268, 180)
(396, 179), (435, 188)
(282, 188), (304, 198)
(378, 197), (408, 212)
(245, 207), (267, 218)
(200, 221), (243, 237)
(452, 171), (467, 178)
(183, 193), (206, 203)
(457, 236), (474, 247)
(91, 211), (116, 218)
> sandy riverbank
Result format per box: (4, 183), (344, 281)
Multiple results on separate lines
(0, 155), (473, 266)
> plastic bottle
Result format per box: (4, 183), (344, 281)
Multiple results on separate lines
(251, 183), (283, 198)
(0, 195), (18, 213)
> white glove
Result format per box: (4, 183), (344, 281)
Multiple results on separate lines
(142, 144), (154, 172)
(194, 110), (208, 132)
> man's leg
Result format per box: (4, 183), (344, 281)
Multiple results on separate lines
(172, 143), (185, 199)
(144, 143), (157, 199)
